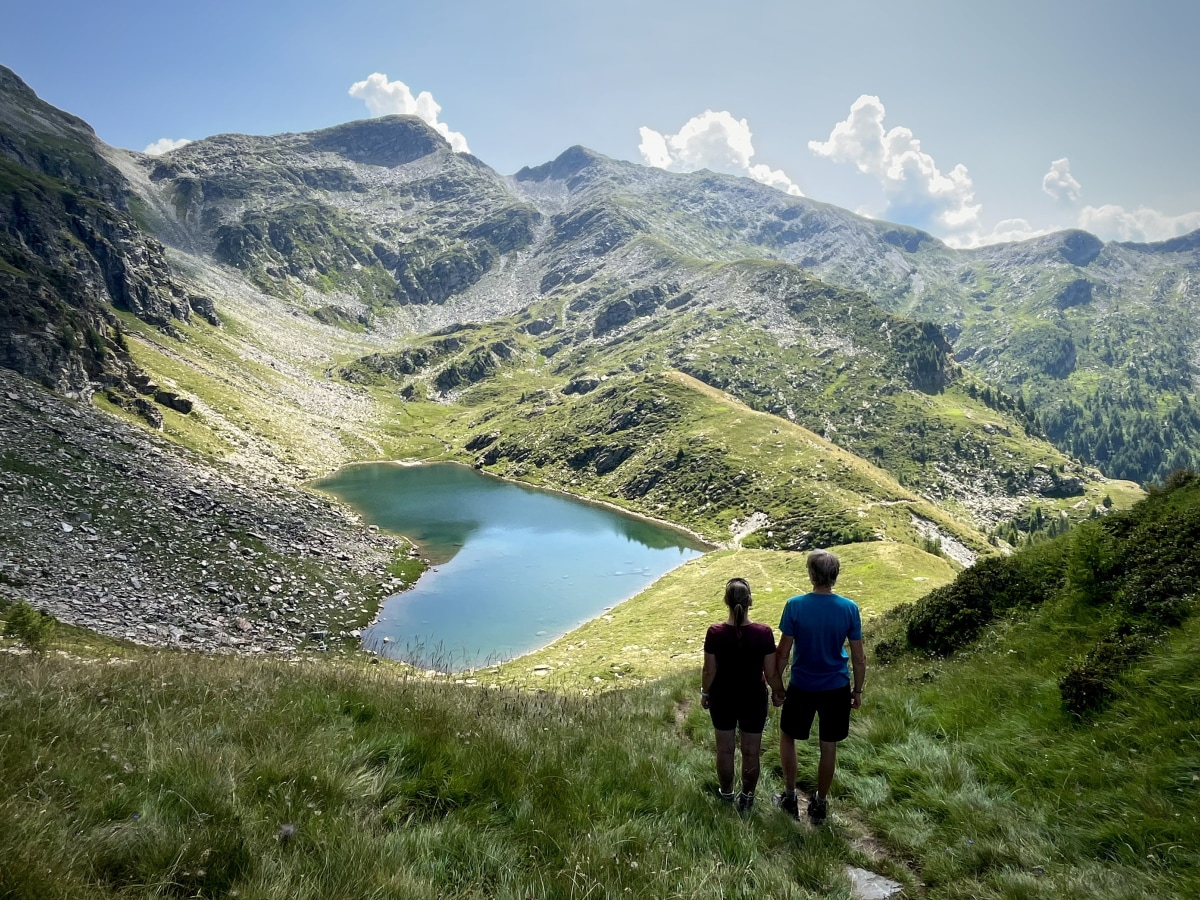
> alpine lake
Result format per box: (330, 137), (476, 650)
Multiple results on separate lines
(312, 462), (708, 669)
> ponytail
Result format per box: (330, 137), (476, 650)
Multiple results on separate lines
(724, 578), (752, 646)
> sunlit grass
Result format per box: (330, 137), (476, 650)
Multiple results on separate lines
(487, 543), (956, 689)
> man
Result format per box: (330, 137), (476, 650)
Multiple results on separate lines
(769, 549), (866, 825)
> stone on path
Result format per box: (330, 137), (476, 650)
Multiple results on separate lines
(846, 866), (903, 899)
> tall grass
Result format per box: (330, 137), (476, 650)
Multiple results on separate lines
(4, 477), (1198, 898)
(3, 609), (1198, 898)
(0, 650), (892, 899)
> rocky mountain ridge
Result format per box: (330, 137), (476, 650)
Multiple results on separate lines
(0, 66), (214, 401)
(2, 69), (1165, 540)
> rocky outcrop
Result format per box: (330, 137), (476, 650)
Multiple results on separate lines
(138, 115), (539, 305)
(0, 65), (204, 397)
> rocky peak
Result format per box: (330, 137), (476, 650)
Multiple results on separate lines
(0, 64), (95, 139)
(303, 115), (448, 167)
(515, 145), (611, 184)
(0, 67), (211, 399)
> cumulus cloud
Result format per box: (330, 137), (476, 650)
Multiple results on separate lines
(1077, 205), (1200, 243)
(1042, 157), (1082, 205)
(143, 137), (191, 156)
(638, 110), (803, 196)
(348, 73), (470, 153)
(1036, 157), (1200, 242)
(808, 95), (982, 246)
(980, 218), (1055, 244)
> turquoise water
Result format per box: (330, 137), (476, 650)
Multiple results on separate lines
(311, 462), (707, 669)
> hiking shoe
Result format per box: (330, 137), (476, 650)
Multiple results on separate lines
(736, 791), (754, 814)
(807, 794), (828, 826)
(773, 791), (799, 819)
(718, 789), (736, 804)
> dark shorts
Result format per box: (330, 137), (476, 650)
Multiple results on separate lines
(709, 686), (769, 734)
(780, 684), (852, 742)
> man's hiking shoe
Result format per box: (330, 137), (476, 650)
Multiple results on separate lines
(773, 791), (799, 819)
(718, 789), (736, 804)
(736, 791), (754, 814)
(807, 795), (828, 826)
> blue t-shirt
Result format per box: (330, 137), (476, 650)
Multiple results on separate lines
(779, 591), (863, 691)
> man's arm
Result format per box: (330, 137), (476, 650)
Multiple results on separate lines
(849, 638), (866, 709)
(770, 635), (792, 705)
(701, 652), (717, 709)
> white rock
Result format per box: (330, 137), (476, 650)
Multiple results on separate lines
(846, 866), (903, 899)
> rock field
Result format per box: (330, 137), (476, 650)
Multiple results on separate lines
(0, 367), (403, 654)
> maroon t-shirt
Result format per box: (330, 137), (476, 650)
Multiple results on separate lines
(704, 622), (777, 700)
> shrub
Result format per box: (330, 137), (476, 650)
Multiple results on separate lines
(1065, 520), (1116, 605)
(904, 538), (1068, 656)
(873, 636), (906, 665)
(3, 601), (57, 653)
(1059, 624), (1154, 719)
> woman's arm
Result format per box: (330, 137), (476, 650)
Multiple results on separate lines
(701, 652), (717, 709)
(769, 635), (791, 705)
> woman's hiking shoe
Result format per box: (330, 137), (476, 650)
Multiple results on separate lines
(736, 791), (754, 814)
(718, 789), (736, 804)
(773, 791), (800, 819)
(807, 795), (828, 826)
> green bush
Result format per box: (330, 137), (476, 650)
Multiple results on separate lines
(1059, 624), (1155, 719)
(904, 548), (1062, 655)
(1065, 520), (1116, 605)
(4, 600), (57, 653)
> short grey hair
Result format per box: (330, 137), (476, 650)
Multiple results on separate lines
(807, 549), (840, 587)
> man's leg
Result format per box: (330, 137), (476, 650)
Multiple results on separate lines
(780, 729), (797, 793)
(715, 729), (736, 795)
(739, 731), (763, 795)
(816, 740), (838, 798)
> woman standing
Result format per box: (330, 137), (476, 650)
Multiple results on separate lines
(701, 577), (778, 812)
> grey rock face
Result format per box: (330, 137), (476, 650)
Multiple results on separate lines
(0, 65), (199, 396)
(135, 115), (540, 308)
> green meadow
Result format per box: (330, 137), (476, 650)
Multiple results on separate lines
(4, 473), (1198, 898)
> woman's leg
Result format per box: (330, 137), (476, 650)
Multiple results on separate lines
(715, 729), (736, 794)
(739, 731), (763, 795)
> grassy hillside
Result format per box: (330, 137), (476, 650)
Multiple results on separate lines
(487, 543), (957, 689)
(4, 475), (1199, 898)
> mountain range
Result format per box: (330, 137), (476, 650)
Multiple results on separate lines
(5, 63), (1197, 564)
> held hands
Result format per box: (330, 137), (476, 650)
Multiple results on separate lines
(771, 688), (785, 708)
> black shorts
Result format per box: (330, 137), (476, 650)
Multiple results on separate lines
(708, 686), (769, 734)
(780, 684), (852, 742)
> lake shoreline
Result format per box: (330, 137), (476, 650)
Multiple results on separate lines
(310, 460), (711, 670)
(309, 457), (719, 553)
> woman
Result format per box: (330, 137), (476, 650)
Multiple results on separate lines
(701, 577), (778, 812)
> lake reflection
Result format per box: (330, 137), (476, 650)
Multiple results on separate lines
(312, 462), (707, 669)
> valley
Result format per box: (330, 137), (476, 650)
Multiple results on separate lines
(2, 61), (1199, 900)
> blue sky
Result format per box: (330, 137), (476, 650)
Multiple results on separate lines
(4, 0), (1198, 246)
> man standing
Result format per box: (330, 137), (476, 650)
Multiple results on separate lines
(769, 549), (866, 825)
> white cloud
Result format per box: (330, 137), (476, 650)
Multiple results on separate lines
(1042, 157), (1082, 205)
(143, 137), (191, 156)
(979, 218), (1056, 245)
(1037, 156), (1200, 242)
(348, 73), (470, 154)
(808, 95), (982, 247)
(638, 110), (803, 196)
(1077, 204), (1200, 243)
